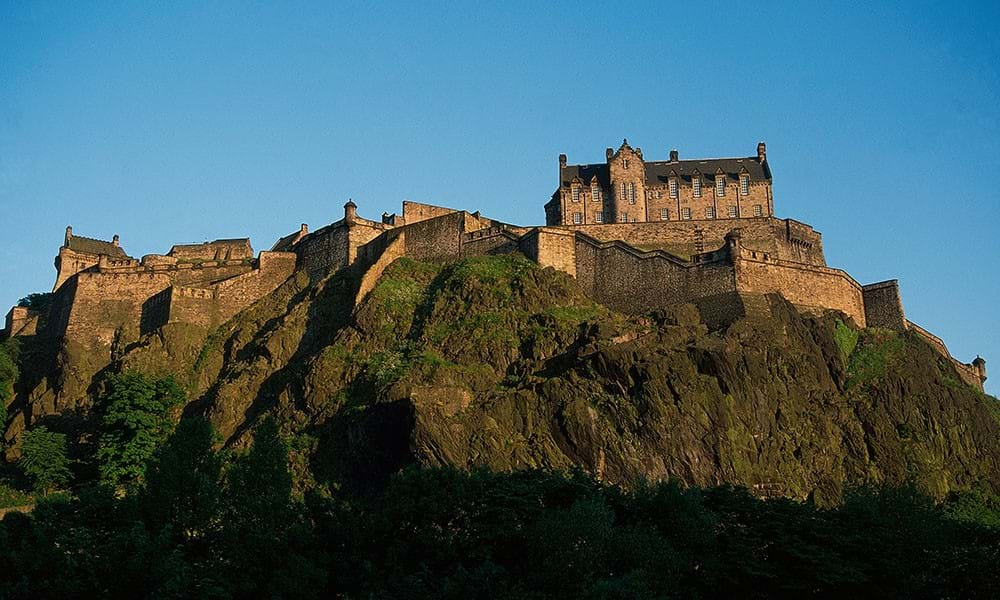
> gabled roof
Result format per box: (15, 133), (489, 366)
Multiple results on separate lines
(66, 235), (127, 257)
(559, 156), (771, 188)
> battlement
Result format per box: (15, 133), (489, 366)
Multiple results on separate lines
(3, 142), (986, 395)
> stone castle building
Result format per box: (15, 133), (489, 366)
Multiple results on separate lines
(3, 140), (987, 392)
(546, 140), (773, 227)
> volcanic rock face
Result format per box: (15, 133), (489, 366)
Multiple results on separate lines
(5, 255), (1000, 502)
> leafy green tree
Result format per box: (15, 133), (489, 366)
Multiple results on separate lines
(96, 371), (184, 488)
(221, 417), (323, 597)
(0, 339), (18, 440)
(19, 426), (71, 494)
(142, 417), (222, 540)
(16, 292), (53, 311)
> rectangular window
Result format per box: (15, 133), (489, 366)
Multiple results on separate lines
(572, 212), (582, 224)
(740, 176), (749, 196)
(621, 182), (626, 202)
(595, 211), (603, 223)
(659, 208), (670, 220)
(728, 205), (738, 218)
(623, 158), (629, 170)
(682, 207), (692, 220)
(716, 177), (725, 196)
(619, 212), (628, 223)
(669, 178), (678, 198)
(572, 187), (580, 203)
(628, 182), (636, 204)
(693, 177), (702, 198)
(706, 206), (716, 219)
(592, 186), (601, 203)
(753, 204), (763, 217)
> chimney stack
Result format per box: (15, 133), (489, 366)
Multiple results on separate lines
(300, 223), (308, 235)
(757, 141), (767, 162)
(65, 226), (73, 246)
(559, 153), (567, 168)
(112, 234), (120, 247)
(669, 149), (679, 162)
(606, 147), (614, 161)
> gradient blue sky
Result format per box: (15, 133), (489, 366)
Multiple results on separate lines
(1, 2), (998, 393)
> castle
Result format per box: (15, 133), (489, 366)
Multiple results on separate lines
(3, 140), (987, 391)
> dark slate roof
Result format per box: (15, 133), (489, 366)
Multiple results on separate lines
(171, 238), (250, 250)
(271, 231), (301, 252)
(560, 156), (771, 188)
(66, 235), (127, 257)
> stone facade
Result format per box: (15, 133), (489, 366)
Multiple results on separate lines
(1, 141), (987, 392)
(547, 140), (773, 227)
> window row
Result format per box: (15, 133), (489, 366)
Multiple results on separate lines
(572, 204), (764, 224)
(573, 176), (754, 203)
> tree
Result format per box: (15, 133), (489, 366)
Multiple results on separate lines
(142, 417), (222, 540)
(96, 372), (184, 488)
(19, 426), (71, 494)
(0, 340), (17, 442)
(221, 417), (322, 597)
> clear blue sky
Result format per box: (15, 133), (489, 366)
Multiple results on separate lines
(2, 2), (998, 394)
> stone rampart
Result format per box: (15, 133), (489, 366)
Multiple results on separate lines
(213, 252), (297, 321)
(862, 280), (906, 331)
(558, 217), (825, 265)
(572, 232), (736, 315)
(461, 226), (522, 257)
(519, 228), (578, 278)
(355, 232), (407, 304)
(733, 248), (866, 327)
(65, 271), (175, 348)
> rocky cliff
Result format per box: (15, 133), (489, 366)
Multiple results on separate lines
(4, 255), (999, 503)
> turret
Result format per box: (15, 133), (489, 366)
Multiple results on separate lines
(344, 199), (358, 224)
(973, 356), (987, 384)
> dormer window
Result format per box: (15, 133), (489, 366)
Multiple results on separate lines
(716, 176), (725, 197)
(592, 185), (601, 203)
(740, 175), (750, 196)
(669, 178), (678, 199)
(572, 186), (580, 203)
(693, 175), (702, 198)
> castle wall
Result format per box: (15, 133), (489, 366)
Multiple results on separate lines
(355, 233), (407, 304)
(166, 287), (219, 329)
(402, 200), (461, 224)
(169, 240), (253, 261)
(461, 227), (521, 257)
(65, 271), (175, 347)
(519, 228), (577, 278)
(733, 252), (866, 327)
(213, 252), (297, 320)
(862, 280), (907, 331)
(295, 222), (351, 278)
(4, 307), (38, 337)
(53, 248), (100, 291)
(398, 211), (467, 262)
(557, 217), (825, 266)
(572, 236), (736, 315)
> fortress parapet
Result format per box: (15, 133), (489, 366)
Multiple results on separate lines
(3, 140), (986, 392)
